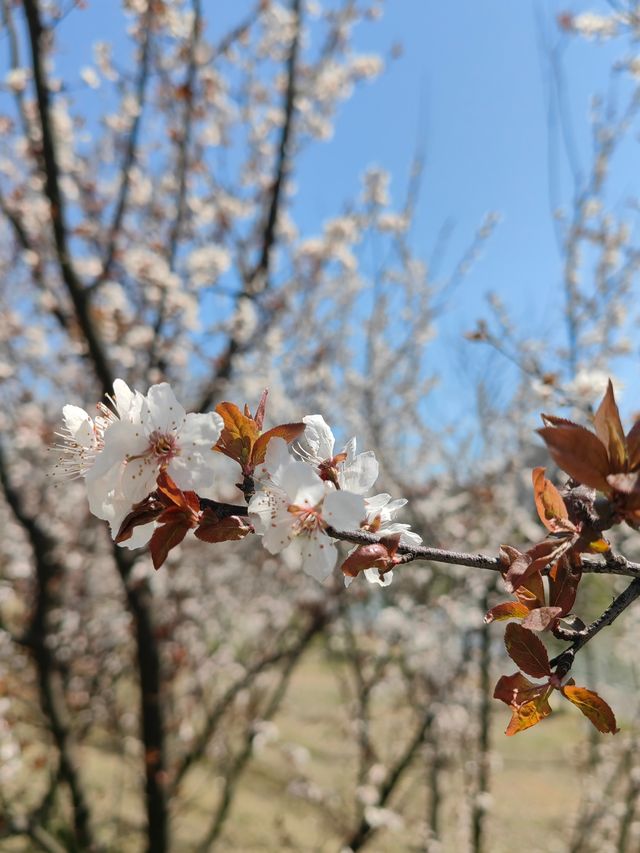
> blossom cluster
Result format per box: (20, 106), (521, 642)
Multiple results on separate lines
(56, 381), (421, 585)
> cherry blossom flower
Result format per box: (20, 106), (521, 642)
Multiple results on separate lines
(293, 414), (378, 494)
(349, 493), (423, 588)
(85, 383), (223, 518)
(250, 438), (366, 582)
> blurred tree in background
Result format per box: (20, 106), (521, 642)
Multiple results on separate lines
(2, 1), (640, 851)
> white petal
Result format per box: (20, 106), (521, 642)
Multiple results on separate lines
(249, 488), (291, 552)
(62, 405), (95, 448)
(339, 451), (379, 494)
(280, 461), (325, 506)
(323, 490), (365, 530)
(364, 567), (393, 587)
(87, 420), (147, 480)
(291, 532), (337, 582)
(119, 455), (158, 504)
(112, 379), (136, 417)
(168, 453), (214, 492)
(364, 493), (392, 515)
(298, 415), (335, 461)
(142, 383), (186, 433)
(179, 411), (224, 448)
(342, 436), (357, 462)
(255, 436), (293, 486)
(117, 521), (156, 549)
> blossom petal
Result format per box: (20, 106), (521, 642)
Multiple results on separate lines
(255, 436), (293, 487)
(298, 415), (335, 461)
(142, 383), (186, 433)
(168, 453), (214, 492)
(62, 405), (95, 448)
(280, 461), (326, 506)
(86, 420), (147, 480)
(339, 451), (379, 494)
(179, 412), (224, 448)
(289, 532), (337, 582)
(364, 567), (393, 587)
(323, 490), (365, 530)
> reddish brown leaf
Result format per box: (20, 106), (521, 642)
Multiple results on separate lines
(504, 623), (551, 678)
(548, 556), (582, 616)
(594, 380), (627, 473)
(531, 467), (570, 532)
(493, 672), (553, 736)
(149, 519), (191, 570)
(341, 544), (395, 578)
(214, 402), (260, 467)
(194, 509), (252, 543)
(537, 424), (611, 491)
(626, 419), (640, 470)
(252, 422), (305, 465)
(504, 538), (573, 593)
(484, 602), (530, 624)
(156, 471), (199, 513)
(499, 546), (532, 593)
(253, 389), (269, 431)
(521, 607), (563, 632)
(606, 472), (640, 495)
(115, 495), (163, 543)
(514, 570), (546, 611)
(561, 685), (619, 734)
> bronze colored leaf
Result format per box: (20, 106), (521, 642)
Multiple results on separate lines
(214, 402), (260, 467)
(156, 471), (199, 513)
(194, 509), (252, 543)
(115, 495), (163, 543)
(252, 422), (305, 465)
(521, 607), (563, 632)
(548, 556), (582, 616)
(594, 380), (627, 473)
(561, 685), (619, 734)
(531, 467), (570, 532)
(484, 602), (530, 624)
(514, 570), (546, 611)
(504, 623), (551, 678)
(537, 424), (611, 491)
(341, 544), (394, 578)
(626, 419), (640, 470)
(149, 518), (191, 570)
(493, 672), (552, 736)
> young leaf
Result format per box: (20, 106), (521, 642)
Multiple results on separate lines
(593, 380), (627, 473)
(531, 467), (570, 532)
(253, 389), (269, 431)
(626, 418), (640, 471)
(514, 570), (546, 611)
(341, 544), (395, 578)
(252, 423), (305, 466)
(493, 672), (553, 736)
(194, 509), (252, 543)
(504, 623), (551, 678)
(115, 495), (163, 543)
(156, 471), (199, 514)
(561, 685), (619, 734)
(537, 423), (611, 492)
(548, 556), (581, 616)
(521, 607), (563, 632)
(149, 518), (191, 570)
(214, 402), (260, 467)
(484, 602), (530, 624)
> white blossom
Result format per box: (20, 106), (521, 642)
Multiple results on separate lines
(250, 438), (365, 582)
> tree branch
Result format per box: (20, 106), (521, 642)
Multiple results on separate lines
(22, 0), (113, 397)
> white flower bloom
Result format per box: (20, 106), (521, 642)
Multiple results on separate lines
(359, 493), (422, 588)
(250, 438), (365, 582)
(86, 383), (223, 514)
(293, 415), (378, 494)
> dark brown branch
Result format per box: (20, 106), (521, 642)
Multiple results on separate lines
(0, 445), (96, 850)
(92, 3), (153, 289)
(112, 546), (168, 853)
(169, 614), (324, 795)
(196, 0), (302, 412)
(345, 710), (435, 851)
(196, 611), (324, 850)
(22, 0), (113, 397)
(551, 577), (640, 677)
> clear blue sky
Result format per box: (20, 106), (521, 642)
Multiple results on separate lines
(49, 1), (636, 417)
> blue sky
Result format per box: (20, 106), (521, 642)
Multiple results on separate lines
(48, 1), (637, 417)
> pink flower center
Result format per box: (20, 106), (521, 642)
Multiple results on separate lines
(148, 430), (178, 461)
(287, 503), (325, 535)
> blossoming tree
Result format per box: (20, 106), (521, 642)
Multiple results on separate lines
(3, 1), (640, 852)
